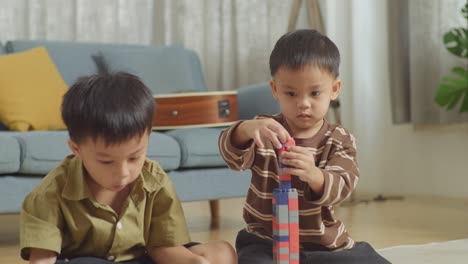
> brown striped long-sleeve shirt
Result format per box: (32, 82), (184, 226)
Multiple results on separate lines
(218, 114), (359, 251)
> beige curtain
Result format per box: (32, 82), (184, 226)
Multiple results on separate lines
(388, 0), (468, 125)
(288, 0), (324, 33)
(151, 0), (291, 91)
(0, 0), (154, 43)
(0, 0), (291, 91)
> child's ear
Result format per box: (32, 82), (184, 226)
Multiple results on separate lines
(67, 139), (81, 158)
(270, 79), (279, 100)
(331, 79), (341, 100)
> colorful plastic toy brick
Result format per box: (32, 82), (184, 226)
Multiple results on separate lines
(273, 138), (299, 264)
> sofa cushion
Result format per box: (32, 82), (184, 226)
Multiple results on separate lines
(5, 40), (144, 86)
(0, 47), (68, 131)
(11, 131), (181, 175)
(0, 135), (21, 174)
(238, 82), (280, 119)
(146, 132), (181, 171)
(12, 131), (73, 174)
(100, 45), (207, 94)
(166, 128), (227, 168)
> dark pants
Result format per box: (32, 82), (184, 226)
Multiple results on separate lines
(55, 255), (153, 264)
(56, 243), (200, 264)
(236, 229), (391, 264)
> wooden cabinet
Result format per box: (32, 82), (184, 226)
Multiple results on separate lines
(153, 91), (238, 130)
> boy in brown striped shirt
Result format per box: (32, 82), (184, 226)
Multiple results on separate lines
(219, 29), (390, 263)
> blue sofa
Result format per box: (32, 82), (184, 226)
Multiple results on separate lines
(0, 40), (279, 225)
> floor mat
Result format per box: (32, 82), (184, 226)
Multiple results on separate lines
(378, 238), (468, 264)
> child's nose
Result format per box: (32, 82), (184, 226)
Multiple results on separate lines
(117, 162), (131, 179)
(297, 97), (311, 108)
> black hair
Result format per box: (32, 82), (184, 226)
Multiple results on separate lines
(62, 72), (155, 145)
(269, 29), (340, 78)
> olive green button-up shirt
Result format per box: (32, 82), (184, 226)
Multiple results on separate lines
(20, 155), (191, 262)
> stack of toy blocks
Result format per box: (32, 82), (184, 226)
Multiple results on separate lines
(273, 138), (300, 264)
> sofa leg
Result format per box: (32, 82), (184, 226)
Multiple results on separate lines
(209, 199), (220, 229)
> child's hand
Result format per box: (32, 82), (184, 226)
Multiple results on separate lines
(281, 146), (324, 194)
(238, 119), (290, 149)
(28, 248), (57, 264)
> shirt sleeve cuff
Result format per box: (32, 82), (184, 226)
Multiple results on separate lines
(303, 169), (330, 204)
(224, 120), (256, 154)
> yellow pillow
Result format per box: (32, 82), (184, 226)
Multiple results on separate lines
(0, 46), (68, 131)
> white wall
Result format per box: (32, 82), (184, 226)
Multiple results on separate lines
(324, 0), (468, 198)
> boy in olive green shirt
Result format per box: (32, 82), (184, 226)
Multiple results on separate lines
(20, 72), (237, 264)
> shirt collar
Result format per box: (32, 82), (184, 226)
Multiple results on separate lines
(140, 159), (161, 192)
(62, 155), (92, 201)
(123, 160), (162, 206)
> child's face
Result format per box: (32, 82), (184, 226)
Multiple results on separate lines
(270, 65), (341, 137)
(68, 132), (149, 193)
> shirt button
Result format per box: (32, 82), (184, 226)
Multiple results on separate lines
(107, 255), (115, 261)
(117, 221), (123, 230)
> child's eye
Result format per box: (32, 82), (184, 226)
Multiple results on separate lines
(286, 91), (296, 96)
(129, 157), (140, 162)
(99, 160), (113, 165)
(311, 91), (321, 96)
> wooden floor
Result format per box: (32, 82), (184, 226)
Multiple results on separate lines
(1, 194), (468, 263)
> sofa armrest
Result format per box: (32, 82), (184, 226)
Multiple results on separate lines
(237, 82), (279, 120)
